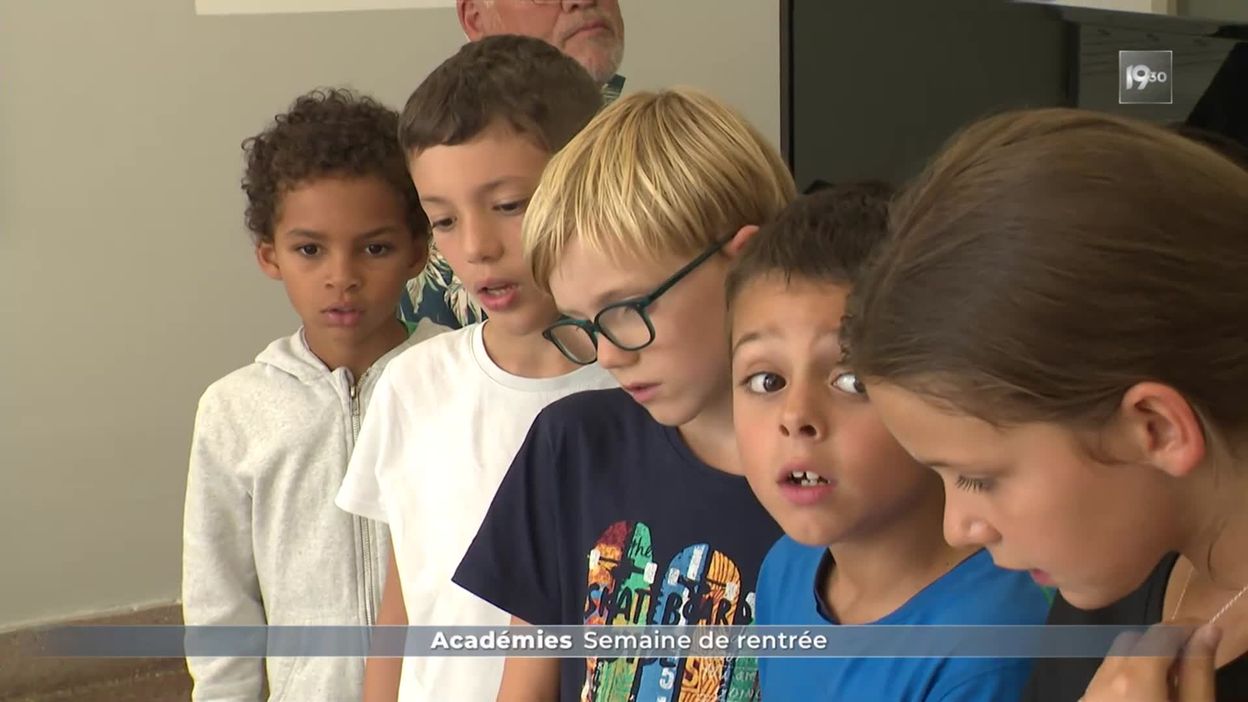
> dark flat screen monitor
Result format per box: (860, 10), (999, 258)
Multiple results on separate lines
(781, 0), (1247, 191)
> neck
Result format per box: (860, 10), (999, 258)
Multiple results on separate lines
(823, 484), (977, 624)
(678, 384), (741, 475)
(481, 319), (580, 379)
(1180, 459), (1248, 591)
(304, 319), (407, 381)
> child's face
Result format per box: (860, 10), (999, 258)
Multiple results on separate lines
(257, 175), (423, 344)
(868, 384), (1181, 610)
(548, 237), (737, 427)
(731, 276), (941, 548)
(408, 123), (556, 337)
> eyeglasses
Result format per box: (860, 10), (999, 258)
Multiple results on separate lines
(542, 234), (733, 365)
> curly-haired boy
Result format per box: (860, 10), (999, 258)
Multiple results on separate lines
(181, 88), (447, 702)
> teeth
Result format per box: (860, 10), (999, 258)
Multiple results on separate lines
(788, 470), (828, 486)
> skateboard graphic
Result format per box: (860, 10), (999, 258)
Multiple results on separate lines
(582, 521), (657, 702)
(633, 544), (758, 701)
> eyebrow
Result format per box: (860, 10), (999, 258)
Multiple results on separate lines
(731, 326), (841, 356)
(731, 328), (774, 355)
(285, 226), (402, 241)
(558, 286), (650, 320)
(420, 176), (532, 206)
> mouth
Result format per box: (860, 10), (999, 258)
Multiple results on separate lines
(774, 463), (835, 507)
(623, 383), (659, 403)
(778, 465), (832, 488)
(322, 304), (364, 326)
(567, 20), (610, 40)
(474, 278), (523, 311)
(475, 278), (519, 298)
(1027, 569), (1056, 587)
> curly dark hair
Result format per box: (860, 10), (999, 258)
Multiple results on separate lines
(242, 87), (428, 243)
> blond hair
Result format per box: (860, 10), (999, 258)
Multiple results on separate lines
(523, 87), (796, 291)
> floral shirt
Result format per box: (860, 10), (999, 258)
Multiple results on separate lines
(400, 75), (626, 330)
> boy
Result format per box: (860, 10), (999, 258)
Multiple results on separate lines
(726, 183), (1051, 700)
(453, 87), (795, 701)
(182, 88), (443, 701)
(334, 35), (617, 702)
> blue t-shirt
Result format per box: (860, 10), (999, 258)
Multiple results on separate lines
(454, 388), (784, 702)
(756, 537), (1051, 702)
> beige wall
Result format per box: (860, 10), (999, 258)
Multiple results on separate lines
(0, 0), (780, 629)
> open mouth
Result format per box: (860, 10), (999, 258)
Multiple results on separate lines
(784, 470), (831, 487)
(478, 283), (518, 299)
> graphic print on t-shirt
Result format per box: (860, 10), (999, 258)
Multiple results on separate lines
(582, 521), (760, 702)
(584, 521), (656, 700)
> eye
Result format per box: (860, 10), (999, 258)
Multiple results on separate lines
(429, 217), (453, 232)
(295, 244), (320, 256)
(496, 198), (530, 215)
(743, 372), (786, 394)
(364, 243), (392, 256)
(831, 371), (867, 396)
(954, 476), (993, 493)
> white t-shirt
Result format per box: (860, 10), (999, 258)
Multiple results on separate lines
(336, 322), (617, 702)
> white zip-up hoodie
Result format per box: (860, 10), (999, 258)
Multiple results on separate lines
(182, 321), (445, 701)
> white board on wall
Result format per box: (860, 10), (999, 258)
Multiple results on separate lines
(195, 0), (453, 14)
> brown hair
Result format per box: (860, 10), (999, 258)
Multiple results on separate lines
(726, 181), (894, 308)
(845, 108), (1248, 438)
(242, 88), (426, 244)
(398, 34), (602, 155)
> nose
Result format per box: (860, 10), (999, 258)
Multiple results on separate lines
(460, 215), (504, 264)
(595, 335), (637, 370)
(325, 251), (361, 291)
(942, 494), (1001, 549)
(563, 0), (597, 9)
(779, 379), (826, 440)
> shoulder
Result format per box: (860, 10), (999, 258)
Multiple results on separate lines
(197, 359), (282, 415)
(537, 387), (648, 430)
(1046, 555), (1175, 626)
(928, 658), (1035, 702)
(761, 535), (825, 584)
(383, 324), (477, 384)
(527, 388), (661, 453)
(758, 536), (823, 607)
(922, 550), (1052, 625)
(504, 389), (651, 476)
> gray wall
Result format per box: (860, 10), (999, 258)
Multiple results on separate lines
(0, 0), (781, 629)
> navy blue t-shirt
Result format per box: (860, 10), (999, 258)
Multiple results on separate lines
(756, 537), (1051, 702)
(454, 388), (784, 702)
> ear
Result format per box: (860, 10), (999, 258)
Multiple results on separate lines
(1115, 381), (1207, 479)
(723, 224), (760, 258)
(458, 0), (492, 41)
(255, 242), (283, 281)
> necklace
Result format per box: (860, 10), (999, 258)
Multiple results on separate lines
(1171, 560), (1248, 625)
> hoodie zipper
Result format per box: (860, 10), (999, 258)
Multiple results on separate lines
(349, 377), (377, 627)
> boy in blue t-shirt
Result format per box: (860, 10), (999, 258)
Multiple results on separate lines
(726, 183), (1052, 701)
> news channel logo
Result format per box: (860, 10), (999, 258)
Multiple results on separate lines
(1119, 50), (1173, 105)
